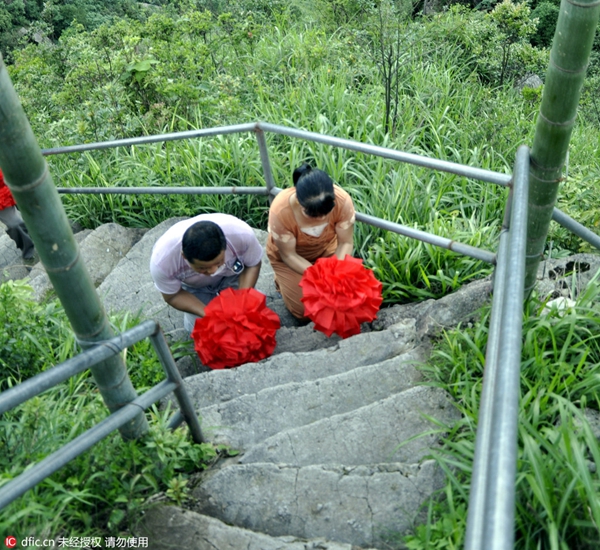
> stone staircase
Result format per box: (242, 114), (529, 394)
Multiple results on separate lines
(137, 321), (459, 549)
(2, 217), (594, 549)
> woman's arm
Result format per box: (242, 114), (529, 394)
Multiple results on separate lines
(334, 223), (354, 260)
(273, 233), (313, 275)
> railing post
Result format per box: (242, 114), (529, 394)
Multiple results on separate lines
(0, 53), (148, 440)
(149, 326), (205, 444)
(483, 145), (529, 548)
(254, 123), (276, 204)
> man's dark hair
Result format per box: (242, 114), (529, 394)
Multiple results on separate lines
(293, 163), (335, 218)
(182, 221), (226, 262)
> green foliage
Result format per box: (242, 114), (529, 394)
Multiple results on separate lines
(531, 2), (559, 49)
(0, 280), (73, 387)
(8, 2), (571, 303)
(0, 395), (218, 538)
(0, 283), (218, 538)
(405, 277), (600, 549)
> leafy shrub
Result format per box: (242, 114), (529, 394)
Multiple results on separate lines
(0, 391), (218, 538)
(0, 284), (218, 538)
(531, 2), (559, 48)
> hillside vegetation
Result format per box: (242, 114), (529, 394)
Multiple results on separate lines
(6, 0), (600, 303)
(2, 0), (600, 547)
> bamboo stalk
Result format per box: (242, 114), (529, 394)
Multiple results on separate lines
(525, 0), (600, 293)
(0, 54), (148, 440)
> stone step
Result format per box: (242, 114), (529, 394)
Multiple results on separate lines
(239, 385), (459, 467)
(136, 506), (376, 550)
(183, 319), (418, 410)
(0, 233), (29, 283)
(192, 461), (445, 548)
(199, 347), (426, 449)
(25, 223), (146, 302)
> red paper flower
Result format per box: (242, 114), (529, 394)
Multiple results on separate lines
(191, 287), (281, 369)
(0, 170), (16, 210)
(300, 255), (383, 339)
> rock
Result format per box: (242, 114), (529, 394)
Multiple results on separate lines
(24, 224), (145, 302)
(515, 74), (543, 91)
(239, 386), (459, 467)
(372, 278), (493, 337)
(0, 234), (29, 283)
(135, 506), (368, 550)
(198, 349), (425, 449)
(182, 320), (419, 410)
(535, 253), (600, 303)
(192, 461), (445, 547)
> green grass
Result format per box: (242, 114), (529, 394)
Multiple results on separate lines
(403, 275), (600, 549)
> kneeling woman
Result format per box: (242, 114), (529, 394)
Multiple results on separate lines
(266, 163), (356, 319)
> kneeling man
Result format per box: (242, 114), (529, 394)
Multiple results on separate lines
(150, 213), (263, 333)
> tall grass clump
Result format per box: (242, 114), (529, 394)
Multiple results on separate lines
(52, 133), (271, 230)
(404, 274), (600, 549)
(0, 282), (218, 538)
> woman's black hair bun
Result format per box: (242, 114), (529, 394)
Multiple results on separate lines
(292, 163), (312, 186)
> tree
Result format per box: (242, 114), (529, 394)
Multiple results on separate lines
(488, 0), (537, 86)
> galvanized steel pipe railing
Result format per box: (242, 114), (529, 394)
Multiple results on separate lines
(0, 320), (204, 511)
(355, 212), (497, 265)
(41, 123), (258, 156)
(56, 186), (269, 196)
(0, 380), (176, 511)
(44, 122), (600, 254)
(464, 194), (513, 549)
(149, 325), (204, 444)
(258, 122), (513, 187)
(0, 321), (158, 415)
(465, 145), (530, 550)
(552, 207), (600, 251)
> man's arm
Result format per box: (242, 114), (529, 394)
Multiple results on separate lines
(161, 289), (207, 317)
(238, 263), (261, 289)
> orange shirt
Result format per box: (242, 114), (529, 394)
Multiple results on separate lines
(266, 184), (355, 264)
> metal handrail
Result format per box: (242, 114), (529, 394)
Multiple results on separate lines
(44, 122), (600, 254)
(465, 145), (530, 550)
(6, 122), (598, 542)
(0, 320), (203, 511)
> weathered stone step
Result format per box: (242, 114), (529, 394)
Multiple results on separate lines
(192, 461), (444, 548)
(199, 347), (426, 449)
(136, 506), (376, 550)
(239, 385), (459, 467)
(183, 319), (418, 409)
(26, 223), (146, 302)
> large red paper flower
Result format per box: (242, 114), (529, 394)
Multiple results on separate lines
(191, 287), (281, 369)
(300, 255), (383, 339)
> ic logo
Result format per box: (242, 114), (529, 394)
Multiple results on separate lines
(4, 537), (17, 549)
